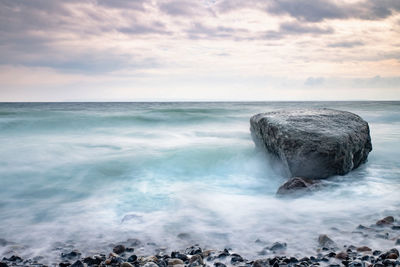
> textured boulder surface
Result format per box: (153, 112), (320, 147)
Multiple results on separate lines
(250, 108), (372, 179)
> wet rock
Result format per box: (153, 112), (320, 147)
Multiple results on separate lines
(143, 263), (159, 267)
(318, 235), (335, 248)
(376, 216), (395, 226)
(276, 177), (320, 195)
(335, 252), (348, 260)
(218, 249), (230, 258)
(357, 246), (372, 252)
(0, 263), (8, 267)
(395, 239), (400, 245)
(230, 254), (244, 264)
(189, 254), (203, 265)
(70, 260), (84, 267)
(3, 255), (22, 262)
(269, 242), (287, 252)
(168, 258), (184, 266)
(0, 239), (8, 247)
(113, 244), (126, 254)
(127, 238), (141, 247)
(83, 256), (103, 265)
(59, 262), (71, 267)
(171, 252), (188, 261)
(185, 245), (202, 255)
(392, 225), (400, 230)
(127, 255), (138, 262)
(121, 262), (134, 267)
(177, 233), (191, 240)
(214, 262), (227, 267)
(250, 108), (372, 179)
(126, 247), (135, 252)
(61, 250), (81, 260)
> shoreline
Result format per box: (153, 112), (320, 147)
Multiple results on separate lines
(1, 216), (399, 267)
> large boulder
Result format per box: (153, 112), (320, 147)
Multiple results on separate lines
(250, 108), (372, 179)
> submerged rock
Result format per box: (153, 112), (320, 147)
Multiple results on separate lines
(318, 234), (336, 248)
(376, 216), (395, 226)
(250, 108), (372, 179)
(276, 177), (320, 195)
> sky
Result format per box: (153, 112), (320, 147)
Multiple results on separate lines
(0, 0), (400, 101)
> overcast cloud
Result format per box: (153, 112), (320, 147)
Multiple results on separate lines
(0, 0), (399, 101)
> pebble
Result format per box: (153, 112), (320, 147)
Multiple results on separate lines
(376, 216), (395, 226)
(269, 242), (287, 252)
(335, 251), (348, 260)
(168, 258), (184, 266)
(70, 260), (84, 267)
(113, 244), (126, 254)
(185, 245), (202, 255)
(121, 262), (134, 267)
(189, 254), (203, 265)
(143, 262), (158, 267)
(127, 255), (138, 262)
(357, 246), (372, 252)
(318, 234), (335, 248)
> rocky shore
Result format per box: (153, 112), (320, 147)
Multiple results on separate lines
(1, 216), (399, 267)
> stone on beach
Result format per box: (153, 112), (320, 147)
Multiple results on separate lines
(250, 108), (372, 179)
(276, 177), (320, 195)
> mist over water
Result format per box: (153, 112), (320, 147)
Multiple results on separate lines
(0, 102), (399, 263)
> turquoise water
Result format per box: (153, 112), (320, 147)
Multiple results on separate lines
(0, 102), (399, 262)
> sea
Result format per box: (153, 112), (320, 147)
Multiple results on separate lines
(0, 102), (399, 263)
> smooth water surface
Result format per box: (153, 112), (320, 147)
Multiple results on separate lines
(0, 102), (399, 262)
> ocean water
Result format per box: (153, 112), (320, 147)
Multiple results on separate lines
(0, 102), (399, 263)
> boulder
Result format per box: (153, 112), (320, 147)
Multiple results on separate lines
(250, 108), (372, 179)
(276, 177), (320, 195)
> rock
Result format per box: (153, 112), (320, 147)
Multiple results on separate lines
(127, 238), (141, 246)
(70, 260), (84, 267)
(127, 255), (138, 262)
(0, 263), (8, 267)
(185, 245), (202, 255)
(269, 242), (287, 252)
(250, 108), (372, 179)
(61, 250), (81, 260)
(214, 263), (226, 267)
(177, 233), (191, 240)
(168, 259), (184, 266)
(3, 255), (22, 262)
(83, 256), (103, 265)
(121, 262), (134, 267)
(143, 263), (159, 267)
(396, 239), (400, 245)
(113, 244), (126, 254)
(335, 252), (348, 260)
(0, 239), (8, 247)
(376, 216), (395, 226)
(357, 246), (372, 252)
(189, 254), (203, 265)
(318, 234), (335, 248)
(276, 177), (320, 195)
(171, 252), (188, 261)
(59, 262), (71, 267)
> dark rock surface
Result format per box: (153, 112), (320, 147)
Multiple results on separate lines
(276, 177), (320, 195)
(250, 108), (372, 179)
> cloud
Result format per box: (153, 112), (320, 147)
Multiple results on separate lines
(186, 22), (248, 39)
(96, 0), (146, 11)
(262, 22), (334, 39)
(158, 0), (213, 17)
(305, 77), (325, 86)
(216, 0), (400, 22)
(118, 22), (170, 35)
(267, 0), (346, 22)
(328, 41), (365, 48)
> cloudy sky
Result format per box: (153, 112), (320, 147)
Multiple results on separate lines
(0, 0), (400, 101)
